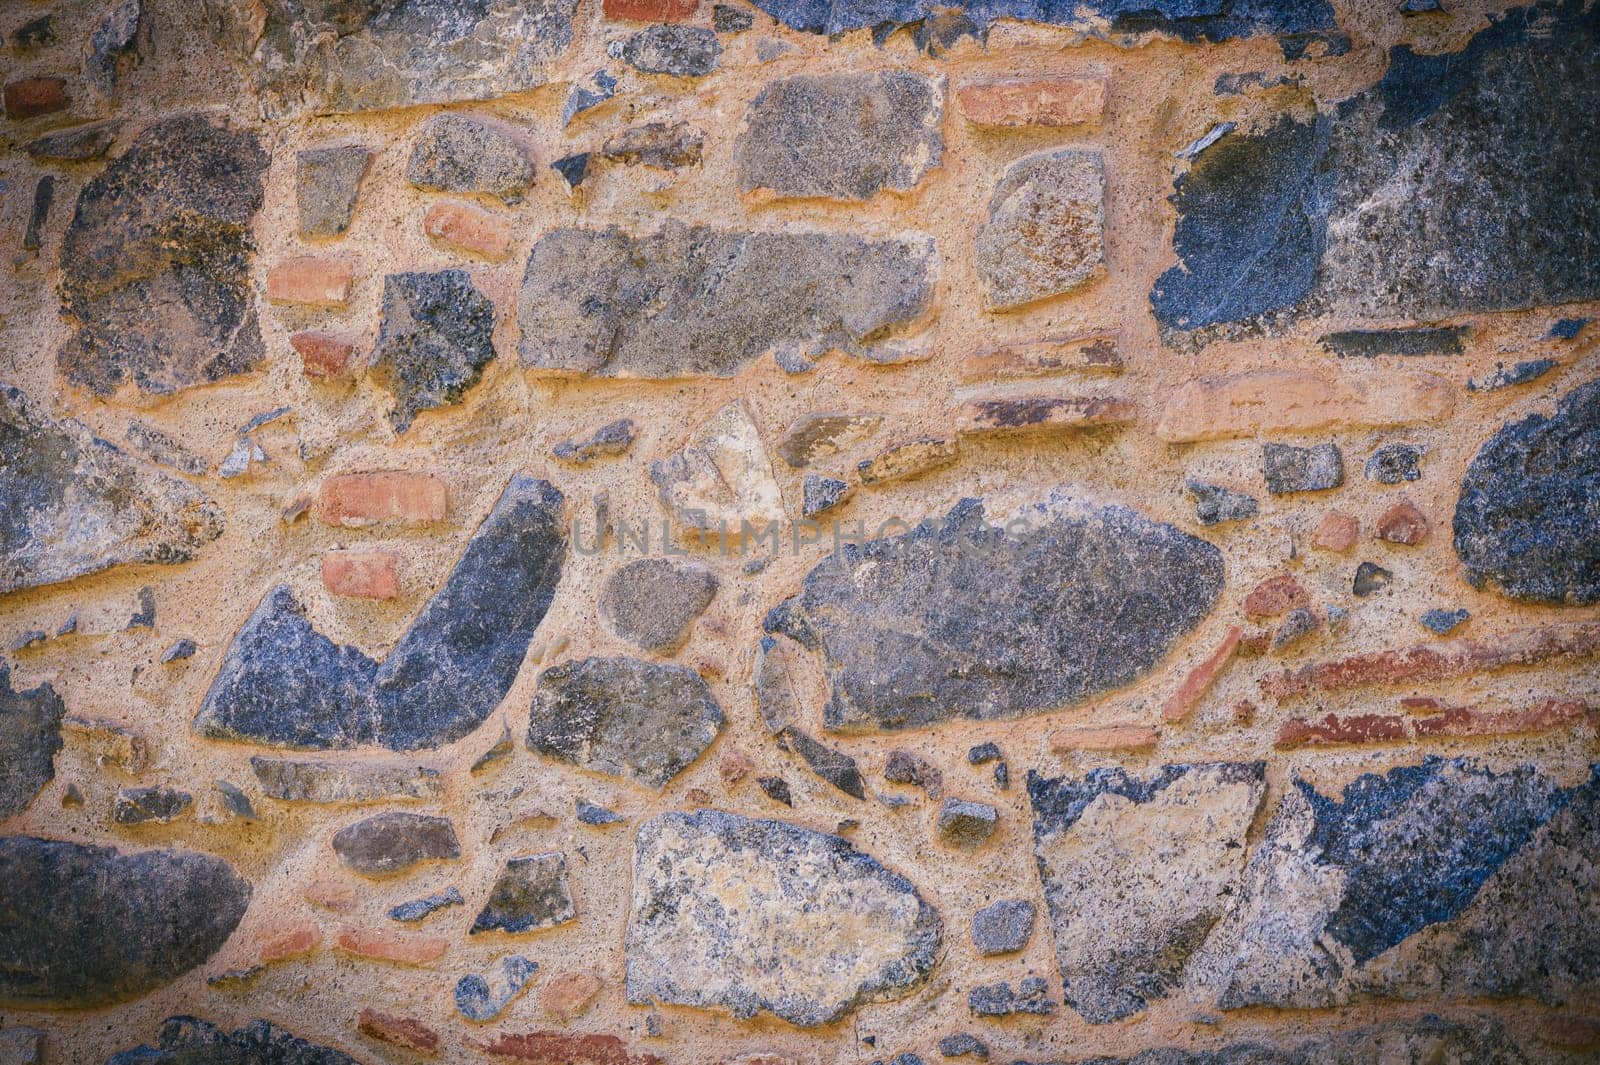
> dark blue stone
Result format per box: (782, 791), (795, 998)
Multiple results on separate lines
(105, 1017), (356, 1065)
(1549, 317), (1590, 339)
(0, 664), (64, 819)
(746, 0), (1333, 40)
(1419, 607), (1469, 635)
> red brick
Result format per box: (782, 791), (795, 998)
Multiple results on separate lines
(1277, 698), (1593, 748)
(473, 1032), (664, 1065)
(1243, 575), (1308, 618)
(322, 551), (400, 600)
(541, 971), (604, 1021)
(1156, 370), (1454, 443)
(719, 747), (754, 786)
(304, 878), (357, 912)
(1375, 500), (1429, 545)
(266, 256), (354, 307)
(258, 924), (320, 964)
(316, 472), (448, 527)
(334, 927), (448, 966)
(1050, 725), (1158, 752)
(1275, 712), (1409, 749)
(1162, 625), (1242, 723)
(4, 78), (67, 119)
(423, 201), (513, 260)
(1311, 511), (1360, 553)
(957, 76), (1106, 128)
(603, 0), (697, 20)
(291, 331), (357, 378)
(358, 1008), (440, 1055)
(962, 331), (1123, 381)
(955, 393), (1134, 436)
(1260, 622), (1600, 703)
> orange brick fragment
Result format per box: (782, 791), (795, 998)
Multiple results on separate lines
(473, 1032), (663, 1065)
(291, 331), (357, 378)
(1243, 574), (1308, 618)
(304, 878), (358, 912)
(358, 1008), (441, 1055)
(542, 971), (604, 1021)
(266, 256), (354, 307)
(1312, 511), (1360, 553)
(603, 0), (697, 19)
(1050, 725), (1158, 752)
(957, 76), (1106, 128)
(423, 201), (513, 260)
(1375, 500), (1430, 545)
(962, 331), (1123, 381)
(4, 78), (67, 119)
(258, 924), (321, 964)
(322, 550), (400, 600)
(316, 472), (447, 527)
(1277, 698), (1592, 748)
(335, 927), (448, 966)
(1162, 625), (1242, 723)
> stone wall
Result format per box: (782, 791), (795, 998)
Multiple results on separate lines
(0, 0), (1597, 1062)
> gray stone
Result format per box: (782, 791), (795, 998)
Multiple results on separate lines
(602, 121), (703, 169)
(472, 851), (575, 934)
(778, 411), (883, 467)
(242, 0), (578, 118)
(939, 1033), (989, 1058)
(0, 665), (64, 820)
(758, 776), (792, 805)
(526, 656), (724, 788)
(1271, 607), (1318, 652)
(406, 113), (536, 201)
(714, 4), (755, 31)
(599, 559), (718, 653)
(127, 586), (156, 629)
(11, 16), (53, 48)
(215, 780), (254, 820)
(968, 742), (1001, 764)
(803, 475), (852, 517)
(371, 269), (498, 432)
(0, 837), (250, 1008)
(1365, 443), (1423, 483)
(1468, 359), (1558, 392)
(1320, 326), (1469, 357)
(754, 636), (801, 733)
(1029, 763), (1266, 1023)
(9, 631), (46, 653)
(455, 955), (537, 1020)
(779, 492), (1223, 732)
(517, 223), (935, 376)
(737, 72), (943, 201)
(780, 727), (865, 798)
(113, 787), (193, 825)
(0, 386), (224, 595)
(553, 419), (636, 462)
(25, 119), (123, 161)
(250, 757), (443, 804)
(1352, 561), (1393, 596)
(971, 899), (1034, 955)
(563, 70), (617, 125)
(58, 114), (268, 397)
(744, 0), (1333, 39)
(86, 0), (141, 93)
(1419, 607), (1469, 635)
(125, 420), (206, 475)
(884, 749), (942, 797)
(1262, 442), (1343, 494)
(577, 798), (624, 825)
(296, 144), (372, 238)
(332, 812), (460, 875)
(551, 152), (590, 189)
(938, 798), (997, 847)
(974, 149), (1104, 310)
(21, 177), (52, 253)
(0, 1027), (42, 1064)
(968, 982), (1013, 1016)
(390, 886), (464, 922)
(616, 25), (721, 76)
(161, 639), (197, 664)
(1185, 480), (1259, 525)
(626, 809), (942, 1026)
(1453, 379), (1600, 605)
(196, 475), (566, 751)
(104, 1017), (358, 1065)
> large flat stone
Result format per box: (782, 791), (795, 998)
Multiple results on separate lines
(777, 492), (1224, 732)
(1454, 379), (1600, 605)
(105, 1017), (358, 1065)
(625, 810), (941, 1026)
(517, 224), (935, 376)
(0, 837), (250, 1008)
(0, 385), (224, 595)
(1152, 0), (1600, 343)
(526, 657), (724, 789)
(0, 664), (64, 820)
(1028, 763), (1266, 1023)
(57, 114), (268, 396)
(197, 475), (565, 751)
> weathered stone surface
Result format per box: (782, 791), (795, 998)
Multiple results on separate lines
(243, 0), (579, 117)
(0, 837), (250, 1008)
(599, 559), (718, 653)
(251, 757), (443, 803)
(0, 665), (64, 820)
(938, 798), (997, 847)
(1030, 763), (1266, 1023)
(1320, 326), (1469, 358)
(197, 475), (566, 751)
(1365, 443), (1423, 483)
(1469, 358), (1558, 392)
(802, 475), (852, 517)
(779, 727), (865, 798)
(58, 114), (268, 396)
(974, 149), (1104, 310)
(1157, 370), (1454, 442)
(1352, 560), (1393, 596)
(626, 810), (941, 1025)
(25, 119), (123, 161)
(649, 401), (783, 533)
(553, 419), (636, 463)
(1262, 442), (1343, 494)
(526, 657), (724, 788)
(1, 386), (224, 596)
(778, 492), (1223, 731)
(406, 113), (536, 201)
(778, 412), (882, 467)
(296, 144), (372, 238)
(332, 812), (460, 875)
(371, 269), (498, 433)
(105, 1017), (358, 1065)
(971, 899), (1034, 955)
(390, 886), (464, 922)
(457, 955), (538, 1020)
(602, 121), (703, 169)
(1420, 607), (1469, 635)
(1152, 1), (1600, 343)
(857, 437), (959, 486)
(518, 224), (935, 376)
(1185, 480), (1258, 525)
(616, 25), (721, 76)
(737, 72), (943, 201)
(113, 787), (193, 825)
(1453, 379), (1600, 605)
(954, 393), (1134, 436)
(472, 852), (575, 933)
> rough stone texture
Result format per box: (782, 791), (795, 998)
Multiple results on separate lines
(113, 786), (193, 825)
(197, 475), (565, 750)
(0, 837), (250, 1008)
(616, 25), (721, 76)
(649, 401), (784, 533)
(1320, 326), (1469, 358)
(1454, 379), (1600, 605)
(332, 812), (460, 875)
(296, 144), (372, 238)
(0, 664), (64, 820)
(802, 474), (852, 517)
(406, 113), (537, 201)
(526, 657), (724, 788)
(626, 810), (942, 1026)
(1158, 370), (1454, 442)
(1365, 443), (1423, 483)
(243, 0), (579, 118)
(518, 224), (935, 376)
(371, 270), (499, 433)
(779, 727), (865, 798)
(603, 121), (704, 170)
(779, 492), (1223, 731)
(1029, 763), (1266, 1023)
(457, 955), (538, 1021)
(105, 1017), (358, 1065)
(553, 419), (636, 463)
(472, 852), (576, 934)
(599, 559), (718, 653)
(25, 119), (122, 161)
(974, 150), (1104, 310)
(737, 72), (944, 201)
(251, 757), (443, 803)
(777, 412), (883, 467)
(1262, 442), (1343, 494)
(743, 0), (1333, 39)
(937, 798), (997, 847)
(1185, 480), (1258, 525)
(58, 114), (268, 397)
(971, 899), (1034, 956)
(0, 386), (224, 595)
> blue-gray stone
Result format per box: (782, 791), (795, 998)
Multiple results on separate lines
(1185, 479), (1259, 525)
(938, 1032), (989, 1058)
(0, 664), (64, 820)
(971, 898), (1034, 955)
(455, 955), (538, 1021)
(781, 727), (865, 799)
(372, 269), (498, 433)
(1549, 317), (1590, 339)
(390, 886), (464, 922)
(577, 798), (624, 825)
(1419, 608), (1469, 635)
(968, 982), (1013, 1016)
(1262, 442), (1343, 494)
(1467, 358), (1558, 391)
(551, 152), (590, 189)
(714, 4), (755, 31)
(616, 25), (721, 76)
(1454, 379), (1600, 605)
(161, 639), (197, 664)
(1365, 443), (1423, 483)
(472, 852), (574, 934)
(215, 780), (254, 820)
(803, 474), (852, 517)
(564, 70), (617, 125)
(105, 1017), (357, 1065)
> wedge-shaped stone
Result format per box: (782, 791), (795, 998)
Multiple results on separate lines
(1, 385), (224, 595)
(626, 810), (941, 1026)
(0, 664), (64, 820)
(650, 401), (783, 534)
(518, 224), (935, 376)
(106, 1017), (358, 1065)
(372, 269), (498, 433)
(1028, 763), (1266, 1023)
(776, 491), (1224, 732)
(196, 475), (565, 751)
(473, 852), (575, 934)
(0, 837), (250, 1008)
(527, 657), (723, 789)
